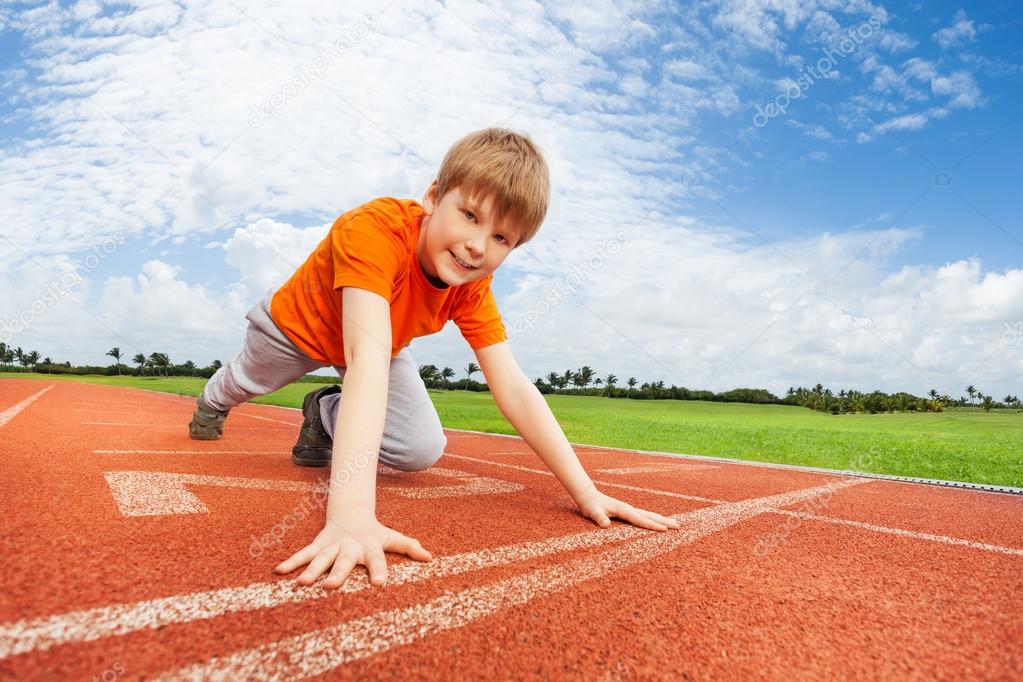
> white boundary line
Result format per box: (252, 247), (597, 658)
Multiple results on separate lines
(0, 385), (53, 428)
(769, 510), (1023, 557)
(0, 511), (663, 659)
(155, 479), (866, 680)
(445, 454), (722, 504)
(94, 450), (281, 455)
(447, 454), (1023, 557)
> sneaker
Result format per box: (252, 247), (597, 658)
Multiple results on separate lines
(189, 396), (229, 440)
(291, 384), (341, 467)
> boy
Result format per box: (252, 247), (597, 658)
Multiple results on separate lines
(189, 128), (679, 590)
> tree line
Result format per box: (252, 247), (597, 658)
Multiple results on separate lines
(0, 343), (223, 379)
(2, 344), (1018, 413)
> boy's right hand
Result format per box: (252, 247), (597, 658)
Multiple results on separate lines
(273, 510), (432, 589)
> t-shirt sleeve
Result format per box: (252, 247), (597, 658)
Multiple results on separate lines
(330, 203), (405, 300)
(452, 276), (508, 350)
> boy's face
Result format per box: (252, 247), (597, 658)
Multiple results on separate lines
(417, 181), (519, 289)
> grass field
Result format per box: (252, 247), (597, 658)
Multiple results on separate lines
(3, 372), (1020, 487)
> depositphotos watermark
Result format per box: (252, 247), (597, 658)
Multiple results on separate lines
(90, 659), (126, 682)
(0, 232), (126, 344)
(506, 231), (630, 342)
(247, 15), (379, 128)
(752, 15), (882, 128)
(1003, 321), (1023, 347)
(248, 445), (375, 559)
(752, 487), (833, 558)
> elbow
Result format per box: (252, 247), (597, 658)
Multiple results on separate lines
(495, 375), (538, 415)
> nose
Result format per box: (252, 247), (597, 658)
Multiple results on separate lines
(466, 234), (486, 261)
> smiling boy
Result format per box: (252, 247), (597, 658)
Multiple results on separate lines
(188, 128), (678, 589)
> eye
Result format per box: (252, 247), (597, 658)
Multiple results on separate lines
(463, 209), (477, 222)
(494, 234), (507, 244)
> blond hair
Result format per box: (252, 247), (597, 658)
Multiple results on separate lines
(434, 128), (550, 247)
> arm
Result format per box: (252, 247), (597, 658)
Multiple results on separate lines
(274, 287), (432, 588)
(475, 342), (679, 531)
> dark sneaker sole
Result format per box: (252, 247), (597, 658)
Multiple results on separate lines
(291, 448), (331, 467)
(189, 430), (222, 441)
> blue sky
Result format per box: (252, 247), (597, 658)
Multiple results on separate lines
(0, 0), (1021, 399)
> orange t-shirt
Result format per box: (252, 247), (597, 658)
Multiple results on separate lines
(269, 197), (507, 367)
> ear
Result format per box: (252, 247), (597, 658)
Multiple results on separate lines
(423, 180), (439, 215)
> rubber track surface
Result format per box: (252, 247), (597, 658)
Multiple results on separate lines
(0, 379), (1020, 680)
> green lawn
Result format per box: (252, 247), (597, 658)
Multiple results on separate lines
(4, 373), (1021, 487)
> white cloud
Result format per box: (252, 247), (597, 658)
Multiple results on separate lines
(222, 218), (330, 303)
(786, 119), (841, 142)
(931, 71), (981, 109)
(933, 9), (977, 50)
(663, 59), (712, 80)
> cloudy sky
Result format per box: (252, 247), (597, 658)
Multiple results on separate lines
(1, 0), (1021, 400)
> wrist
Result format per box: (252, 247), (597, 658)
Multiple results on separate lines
(326, 501), (376, 520)
(569, 480), (597, 505)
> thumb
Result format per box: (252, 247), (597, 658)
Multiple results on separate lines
(389, 533), (433, 562)
(596, 514), (611, 528)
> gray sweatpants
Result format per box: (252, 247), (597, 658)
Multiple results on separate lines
(201, 289), (447, 471)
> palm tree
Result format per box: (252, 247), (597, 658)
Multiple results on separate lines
(928, 389), (938, 400)
(23, 350), (40, 371)
(0, 342), (6, 371)
(106, 347), (123, 375)
(133, 353), (146, 375)
(464, 362), (480, 391)
(603, 373), (617, 397)
(546, 371), (560, 394)
(981, 395), (994, 413)
(966, 385), (976, 405)
(418, 364), (439, 388)
(441, 367), (455, 388)
(626, 376), (637, 398)
(148, 352), (170, 377)
(577, 366), (595, 388)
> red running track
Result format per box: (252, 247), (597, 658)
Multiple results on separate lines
(0, 378), (1021, 680)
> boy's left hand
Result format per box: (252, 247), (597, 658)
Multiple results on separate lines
(573, 485), (680, 531)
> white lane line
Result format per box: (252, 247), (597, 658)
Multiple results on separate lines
(104, 467), (524, 517)
(84, 422), (283, 429)
(233, 412), (300, 426)
(94, 450), (281, 455)
(0, 385), (53, 428)
(449, 454), (1023, 558)
(156, 478), (866, 680)
(0, 511), (674, 659)
(596, 464), (717, 475)
(444, 453), (722, 504)
(386, 467), (523, 499)
(771, 510), (1023, 557)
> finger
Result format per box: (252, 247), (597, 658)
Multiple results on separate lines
(275, 544), (319, 574)
(387, 533), (433, 562)
(652, 512), (681, 529)
(297, 551), (336, 585)
(591, 511), (612, 528)
(616, 506), (667, 532)
(633, 507), (681, 529)
(365, 550), (389, 586)
(322, 554), (358, 590)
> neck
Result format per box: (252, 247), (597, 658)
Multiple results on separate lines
(416, 215), (448, 289)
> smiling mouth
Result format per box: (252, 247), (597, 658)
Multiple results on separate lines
(450, 251), (478, 270)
